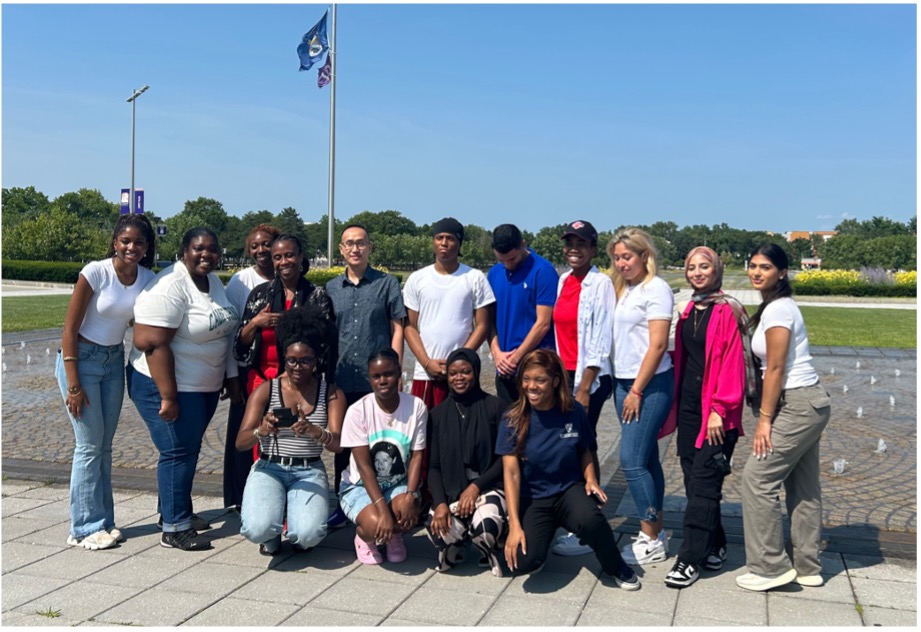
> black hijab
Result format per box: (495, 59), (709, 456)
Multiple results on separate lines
(433, 348), (504, 502)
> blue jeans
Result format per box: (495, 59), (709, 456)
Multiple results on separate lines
(614, 369), (674, 522)
(126, 366), (219, 533)
(240, 459), (329, 549)
(55, 343), (125, 539)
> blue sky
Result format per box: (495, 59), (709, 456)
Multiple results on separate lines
(2, 3), (916, 233)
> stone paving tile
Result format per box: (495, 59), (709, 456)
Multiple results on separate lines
(379, 616), (441, 626)
(1, 497), (52, 518)
(480, 594), (583, 626)
(2, 516), (57, 542)
(12, 500), (75, 524)
(94, 587), (219, 626)
(347, 555), (436, 586)
(182, 596), (301, 626)
(422, 562), (513, 596)
(1, 482), (44, 496)
(845, 554), (918, 582)
(770, 572), (856, 604)
(767, 595), (863, 626)
(280, 605), (382, 626)
(577, 605), (674, 626)
(229, 566), (340, 605)
(166, 561), (266, 596)
(13, 580), (145, 622)
(505, 568), (599, 604)
(85, 553), (199, 588)
(860, 605), (918, 626)
(13, 485), (70, 501)
(271, 545), (362, 575)
(672, 613), (766, 627)
(673, 585), (767, 625)
(1, 610), (83, 627)
(388, 586), (495, 625)
(309, 577), (416, 616)
(1, 542), (68, 573)
(0, 572), (71, 611)
(584, 572), (681, 615)
(850, 577), (917, 611)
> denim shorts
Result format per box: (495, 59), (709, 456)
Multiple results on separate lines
(339, 481), (408, 524)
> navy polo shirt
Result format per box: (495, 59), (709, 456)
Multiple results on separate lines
(496, 403), (596, 500)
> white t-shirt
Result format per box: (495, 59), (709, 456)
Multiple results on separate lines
(78, 259), (156, 346)
(129, 262), (239, 392)
(225, 266), (271, 320)
(339, 392), (427, 489)
(612, 275), (674, 379)
(751, 297), (819, 390)
(403, 263), (496, 380)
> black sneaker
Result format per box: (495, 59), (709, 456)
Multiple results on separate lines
(665, 560), (700, 588)
(160, 528), (212, 551)
(158, 514), (211, 531)
(703, 546), (727, 571)
(612, 565), (641, 591)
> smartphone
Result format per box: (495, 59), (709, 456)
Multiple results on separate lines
(272, 407), (297, 428)
(590, 490), (606, 508)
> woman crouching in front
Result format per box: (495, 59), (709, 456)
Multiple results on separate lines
(338, 349), (427, 564)
(235, 304), (345, 555)
(498, 349), (640, 590)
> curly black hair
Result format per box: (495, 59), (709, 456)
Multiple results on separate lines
(274, 303), (339, 386)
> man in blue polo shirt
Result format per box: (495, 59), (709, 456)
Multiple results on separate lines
(487, 224), (559, 404)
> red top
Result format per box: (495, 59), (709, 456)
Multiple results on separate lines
(553, 272), (584, 371)
(246, 298), (292, 394)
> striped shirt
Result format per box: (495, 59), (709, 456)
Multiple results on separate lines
(259, 377), (328, 459)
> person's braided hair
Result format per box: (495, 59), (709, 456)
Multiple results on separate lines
(274, 303), (339, 386)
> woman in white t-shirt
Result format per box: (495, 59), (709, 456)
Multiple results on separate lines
(339, 349), (427, 565)
(736, 243), (831, 592)
(222, 223), (279, 511)
(56, 214), (157, 551)
(127, 227), (241, 552)
(607, 228), (674, 567)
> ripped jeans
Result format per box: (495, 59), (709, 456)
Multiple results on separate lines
(614, 369), (674, 522)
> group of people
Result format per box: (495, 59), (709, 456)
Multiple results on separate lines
(57, 213), (831, 594)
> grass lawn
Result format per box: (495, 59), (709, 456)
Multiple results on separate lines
(3, 295), (72, 332)
(2, 294), (916, 349)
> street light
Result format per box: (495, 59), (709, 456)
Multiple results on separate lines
(126, 85), (150, 213)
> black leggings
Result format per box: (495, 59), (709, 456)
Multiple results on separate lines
(512, 484), (629, 576)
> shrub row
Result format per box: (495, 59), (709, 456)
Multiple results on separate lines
(2, 260), (402, 288)
(792, 279), (917, 297)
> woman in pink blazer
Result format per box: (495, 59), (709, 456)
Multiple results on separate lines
(663, 246), (750, 589)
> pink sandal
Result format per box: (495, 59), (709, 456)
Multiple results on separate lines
(354, 534), (383, 565)
(386, 534), (407, 563)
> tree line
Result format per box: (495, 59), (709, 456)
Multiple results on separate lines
(2, 186), (916, 271)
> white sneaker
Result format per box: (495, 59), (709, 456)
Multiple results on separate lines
(736, 568), (797, 592)
(66, 530), (117, 550)
(658, 529), (670, 554)
(552, 532), (594, 556)
(620, 532), (666, 565)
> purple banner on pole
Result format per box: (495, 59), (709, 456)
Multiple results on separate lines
(135, 189), (145, 214)
(120, 189), (130, 214)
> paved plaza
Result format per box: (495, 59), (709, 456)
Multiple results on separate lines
(1, 317), (917, 626)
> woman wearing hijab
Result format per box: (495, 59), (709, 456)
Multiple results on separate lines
(425, 348), (508, 576)
(664, 246), (750, 588)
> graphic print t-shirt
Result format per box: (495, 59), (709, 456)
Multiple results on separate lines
(340, 392), (427, 489)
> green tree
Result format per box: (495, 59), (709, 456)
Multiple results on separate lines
(2, 186), (51, 228)
(52, 188), (119, 232)
(2, 206), (106, 262)
(530, 223), (569, 267)
(345, 210), (418, 237)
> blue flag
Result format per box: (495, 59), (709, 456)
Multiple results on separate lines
(317, 54), (332, 89)
(297, 11), (328, 72)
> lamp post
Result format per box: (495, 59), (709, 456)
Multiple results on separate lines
(126, 85), (150, 213)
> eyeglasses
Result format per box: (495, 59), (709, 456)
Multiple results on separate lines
(284, 356), (317, 368)
(340, 240), (369, 251)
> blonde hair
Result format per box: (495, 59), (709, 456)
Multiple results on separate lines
(606, 227), (659, 299)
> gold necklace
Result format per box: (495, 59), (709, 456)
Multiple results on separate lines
(692, 305), (708, 337)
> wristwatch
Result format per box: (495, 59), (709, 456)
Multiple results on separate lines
(406, 490), (421, 501)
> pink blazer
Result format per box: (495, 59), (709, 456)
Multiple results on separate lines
(659, 301), (746, 447)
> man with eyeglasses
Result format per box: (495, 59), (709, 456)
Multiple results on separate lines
(325, 224), (406, 528)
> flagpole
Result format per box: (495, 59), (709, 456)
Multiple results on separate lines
(326, 3), (337, 268)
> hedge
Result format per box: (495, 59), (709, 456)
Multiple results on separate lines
(2, 260), (401, 288)
(792, 279), (917, 297)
